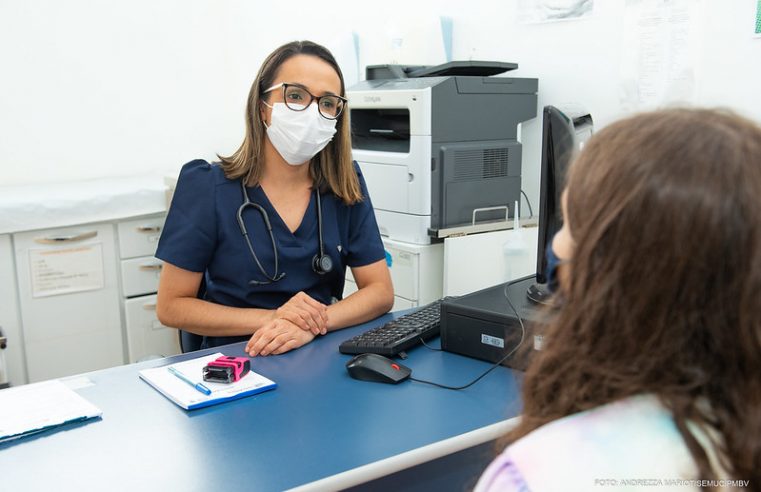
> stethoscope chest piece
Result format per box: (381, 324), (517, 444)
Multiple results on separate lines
(312, 252), (333, 275)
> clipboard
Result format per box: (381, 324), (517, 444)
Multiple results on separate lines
(138, 353), (277, 410)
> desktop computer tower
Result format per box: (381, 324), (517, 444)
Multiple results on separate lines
(440, 275), (548, 371)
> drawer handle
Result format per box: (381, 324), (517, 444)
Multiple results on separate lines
(136, 226), (161, 233)
(142, 302), (157, 310)
(34, 230), (98, 244)
(139, 263), (163, 271)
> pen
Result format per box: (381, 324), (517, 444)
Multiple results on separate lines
(167, 366), (212, 396)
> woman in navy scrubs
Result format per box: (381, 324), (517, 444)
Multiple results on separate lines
(156, 40), (394, 356)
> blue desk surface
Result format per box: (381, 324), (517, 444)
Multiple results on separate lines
(0, 312), (522, 491)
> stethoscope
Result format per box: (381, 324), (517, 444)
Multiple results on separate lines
(237, 180), (333, 285)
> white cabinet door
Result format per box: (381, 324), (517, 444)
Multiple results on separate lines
(382, 238), (444, 306)
(0, 234), (27, 386)
(124, 294), (180, 362)
(14, 223), (124, 382)
(443, 227), (538, 297)
(384, 243), (420, 301)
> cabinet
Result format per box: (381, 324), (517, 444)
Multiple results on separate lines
(14, 224), (124, 382)
(0, 234), (26, 386)
(1, 176), (169, 384)
(117, 215), (179, 362)
(443, 226), (538, 297)
(343, 237), (443, 311)
(343, 228), (540, 310)
(6, 213), (178, 383)
(383, 238), (443, 307)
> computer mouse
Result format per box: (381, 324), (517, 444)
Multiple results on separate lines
(345, 353), (412, 384)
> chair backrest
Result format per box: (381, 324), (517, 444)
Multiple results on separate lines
(179, 329), (203, 353)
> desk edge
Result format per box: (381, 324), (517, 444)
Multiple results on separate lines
(286, 416), (521, 492)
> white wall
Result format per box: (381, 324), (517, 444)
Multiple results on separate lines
(2, 0), (760, 212)
(449, 0), (761, 211)
(0, 0), (347, 188)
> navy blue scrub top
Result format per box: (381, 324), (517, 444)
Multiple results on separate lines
(155, 159), (386, 349)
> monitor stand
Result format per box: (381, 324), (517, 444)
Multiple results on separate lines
(526, 282), (554, 305)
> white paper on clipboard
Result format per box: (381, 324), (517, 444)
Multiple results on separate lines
(29, 243), (105, 298)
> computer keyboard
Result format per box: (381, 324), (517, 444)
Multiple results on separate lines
(339, 298), (453, 356)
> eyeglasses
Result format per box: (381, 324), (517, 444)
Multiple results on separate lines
(263, 82), (347, 120)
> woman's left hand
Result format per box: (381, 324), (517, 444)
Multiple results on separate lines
(245, 318), (316, 356)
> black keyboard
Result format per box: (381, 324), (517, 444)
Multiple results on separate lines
(339, 298), (452, 356)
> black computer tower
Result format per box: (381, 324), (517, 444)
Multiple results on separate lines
(440, 276), (548, 371)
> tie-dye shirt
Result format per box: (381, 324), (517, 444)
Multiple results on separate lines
(475, 395), (729, 492)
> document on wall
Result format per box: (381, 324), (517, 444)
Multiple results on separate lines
(0, 380), (102, 443)
(139, 353), (277, 410)
(29, 243), (105, 298)
(619, 0), (701, 110)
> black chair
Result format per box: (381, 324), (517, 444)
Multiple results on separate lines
(179, 329), (203, 353)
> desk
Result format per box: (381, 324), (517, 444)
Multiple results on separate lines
(0, 312), (522, 491)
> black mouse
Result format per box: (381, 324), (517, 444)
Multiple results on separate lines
(345, 353), (412, 384)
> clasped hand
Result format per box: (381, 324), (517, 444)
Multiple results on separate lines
(274, 291), (328, 335)
(246, 318), (315, 356)
(246, 292), (328, 356)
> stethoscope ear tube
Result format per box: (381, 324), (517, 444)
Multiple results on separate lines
(239, 180), (281, 284)
(239, 179), (331, 284)
(236, 204), (248, 235)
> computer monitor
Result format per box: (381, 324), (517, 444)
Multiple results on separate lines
(527, 105), (593, 304)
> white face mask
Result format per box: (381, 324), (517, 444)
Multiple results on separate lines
(263, 102), (337, 166)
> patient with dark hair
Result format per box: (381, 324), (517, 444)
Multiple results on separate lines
(476, 108), (761, 491)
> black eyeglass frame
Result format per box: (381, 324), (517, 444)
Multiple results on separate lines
(263, 82), (347, 120)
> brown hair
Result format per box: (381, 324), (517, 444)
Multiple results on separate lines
(505, 108), (761, 485)
(218, 40), (361, 204)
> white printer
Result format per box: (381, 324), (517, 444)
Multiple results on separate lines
(348, 61), (538, 245)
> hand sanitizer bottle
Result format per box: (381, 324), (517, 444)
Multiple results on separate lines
(503, 201), (529, 281)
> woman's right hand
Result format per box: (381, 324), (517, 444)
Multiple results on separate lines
(273, 291), (328, 335)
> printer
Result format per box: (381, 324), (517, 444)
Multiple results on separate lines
(348, 61), (538, 244)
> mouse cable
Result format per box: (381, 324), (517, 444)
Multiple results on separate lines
(408, 280), (527, 391)
(419, 338), (442, 351)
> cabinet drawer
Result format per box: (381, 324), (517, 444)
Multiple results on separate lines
(121, 256), (162, 297)
(118, 215), (165, 259)
(124, 295), (181, 362)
